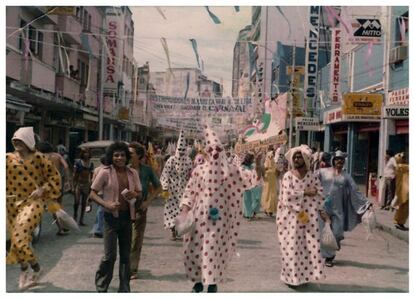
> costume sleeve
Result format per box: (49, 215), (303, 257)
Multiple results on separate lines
(39, 153), (61, 201)
(179, 168), (199, 209)
(346, 174), (371, 214)
(160, 157), (173, 191)
(278, 172), (304, 212)
(312, 172), (325, 210)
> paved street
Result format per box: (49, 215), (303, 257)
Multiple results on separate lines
(6, 193), (409, 293)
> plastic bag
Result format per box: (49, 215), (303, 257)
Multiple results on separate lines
(175, 210), (195, 237)
(321, 221), (338, 250)
(55, 209), (80, 232)
(362, 208), (377, 239)
(390, 196), (399, 210)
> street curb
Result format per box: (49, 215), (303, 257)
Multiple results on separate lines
(375, 222), (409, 243)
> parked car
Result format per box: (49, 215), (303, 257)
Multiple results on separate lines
(77, 140), (114, 167)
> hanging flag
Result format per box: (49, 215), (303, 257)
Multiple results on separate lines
(160, 37), (174, 77)
(275, 6), (291, 39)
(399, 17), (406, 43)
(189, 38), (201, 69)
(234, 6), (240, 12)
(205, 6), (221, 24)
(365, 41), (374, 77)
(324, 6), (351, 34)
(201, 59), (205, 72)
(23, 30), (30, 72)
(183, 72), (190, 100)
(155, 7), (167, 20)
(248, 42), (257, 79)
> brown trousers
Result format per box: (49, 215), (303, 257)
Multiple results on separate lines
(394, 200), (409, 225)
(129, 208), (147, 274)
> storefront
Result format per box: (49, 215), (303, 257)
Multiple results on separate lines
(323, 93), (382, 194)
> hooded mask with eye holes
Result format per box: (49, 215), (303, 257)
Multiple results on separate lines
(173, 130), (191, 176)
(203, 125), (229, 180)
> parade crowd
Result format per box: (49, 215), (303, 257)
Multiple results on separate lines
(6, 126), (409, 292)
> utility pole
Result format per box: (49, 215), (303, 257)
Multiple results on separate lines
(288, 44), (296, 149)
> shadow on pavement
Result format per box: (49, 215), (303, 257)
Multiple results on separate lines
(294, 282), (406, 292)
(333, 260), (408, 273)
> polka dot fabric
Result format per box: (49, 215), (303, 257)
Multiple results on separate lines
(6, 152), (61, 264)
(160, 155), (192, 229)
(180, 126), (260, 286)
(276, 170), (325, 286)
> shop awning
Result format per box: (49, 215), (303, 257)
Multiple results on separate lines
(6, 94), (32, 112)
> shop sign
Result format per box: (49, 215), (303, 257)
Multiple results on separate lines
(342, 93), (382, 119)
(105, 17), (120, 91)
(330, 28), (342, 104)
(118, 107), (129, 120)
(388, 88), (409, 105)
(324, 107), (343, 124)
(304, 6), (321, 113)
(349, 18), (382, 44)
(295, 117), (321, 131)
(47, 6), (76, 15)
(383, 106), (409, 119)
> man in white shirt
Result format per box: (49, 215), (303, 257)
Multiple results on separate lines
(381, 150), (397, 210)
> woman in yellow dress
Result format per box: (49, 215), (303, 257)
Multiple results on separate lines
(261, 149), (279, 216)
(6, 127), (61, 290)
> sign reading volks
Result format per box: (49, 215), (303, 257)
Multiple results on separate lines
(383, 106), (409, 119)
(349, 18), (382, 43)
(304, 6), (321, 113)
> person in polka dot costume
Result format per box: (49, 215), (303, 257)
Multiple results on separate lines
(160, 131), (193, 240)
(179, 126), (261, 293)
(276, 145), (326, 287)
(6, 127), (61, 290)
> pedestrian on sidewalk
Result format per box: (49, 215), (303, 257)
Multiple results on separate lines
(318, 150), (372, 267)
(381, 150), (397, 210)
(178, 126), (261, 292)
(89, 142), (142, 292)
(89, 156), (108, 238)
(6, 127), (61, 290)
(241, 152), (263, 220)
(160, 131), (192, 241)
(36, 141), (72, 236)
(128, 143), (162, 280)
(73, 148), (94, 226)
(261, 149), (279, 217)
(393, 152), (409, 231)
(276, 145), (325, 288)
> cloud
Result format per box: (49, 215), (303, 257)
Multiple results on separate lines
(131, 6), (251, 96)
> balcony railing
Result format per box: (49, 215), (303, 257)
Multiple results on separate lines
(21, 57), (55, 93)
(55, 73), (81, 102)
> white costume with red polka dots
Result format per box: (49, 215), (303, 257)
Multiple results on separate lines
(180, 127), (259, 285)
(276, 145), (325, 286)
(160, 131), (192, 229)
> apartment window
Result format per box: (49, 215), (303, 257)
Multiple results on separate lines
(83, 10), (88, 30)
(78, 59), (89, 86)
(19, 20), (43, 60)
(396, 12), (409, 46)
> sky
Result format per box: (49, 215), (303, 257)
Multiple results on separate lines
(131, 6), (251, 97)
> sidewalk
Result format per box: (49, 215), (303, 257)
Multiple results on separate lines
(372, 204), (409, 243)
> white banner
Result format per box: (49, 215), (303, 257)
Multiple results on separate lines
(330, 28), (342, 104)
(150, 95), (253, 116)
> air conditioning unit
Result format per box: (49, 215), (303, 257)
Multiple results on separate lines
(389, 45), (408, 64)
